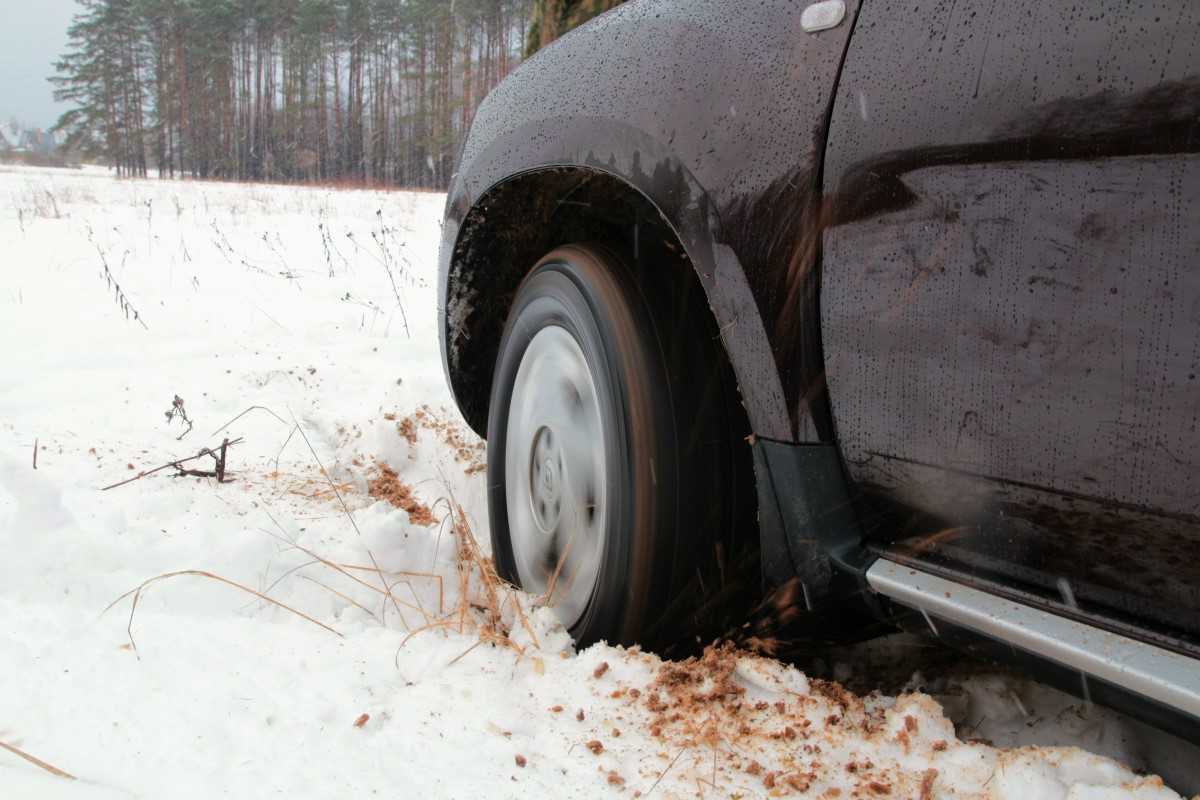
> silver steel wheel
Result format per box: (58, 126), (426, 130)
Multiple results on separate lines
(505, 325), (607, 629)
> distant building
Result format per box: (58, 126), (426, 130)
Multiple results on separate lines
(0, 121), (20, 152)
(21, 128), (57, 155)
(0, 120), (65, 164)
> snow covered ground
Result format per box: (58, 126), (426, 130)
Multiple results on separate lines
(0, 164), (1195, 798)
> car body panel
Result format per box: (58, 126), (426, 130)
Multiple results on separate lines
(439, 0), (863, 443)
(438, 0), (1200, 739)
(821, 0), (1200, 653)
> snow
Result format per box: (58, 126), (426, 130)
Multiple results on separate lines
(0, 164), (1193, 799)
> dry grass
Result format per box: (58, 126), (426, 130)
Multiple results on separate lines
(300, 574), (380, 621)
(289, 415), (415, 630)
(103, 569), (342, 656)
(0, 739), (77, 781)
(259, 515), (431, 626)
(99, 406), (540, 683)
(392, 495), (541, 669)
(338, 562), (445, 617)
(24, 182), (64, 219)
(256, 483), (542, 668)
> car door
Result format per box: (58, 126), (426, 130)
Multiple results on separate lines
(820, 1), (1200, 653)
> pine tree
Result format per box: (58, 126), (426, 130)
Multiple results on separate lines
(52, 0), (549, 187)
(52, 0), (150, 175)
(526, 0), (623, 57)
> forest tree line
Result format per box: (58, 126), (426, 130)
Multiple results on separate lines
(51, 0), (623, 188)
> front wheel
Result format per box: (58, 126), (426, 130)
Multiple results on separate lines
(487, 243), (748, 647)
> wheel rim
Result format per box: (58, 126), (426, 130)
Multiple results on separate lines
(505, 325), (607, 629)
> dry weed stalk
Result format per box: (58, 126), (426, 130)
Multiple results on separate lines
(101, 437), (243, 491)
(165, 394), (193, 439)
(287, 480), (355, 502)
(30, 185), (62, 219)
(87, 227), (148, 329)
(104, 569), (342, 657)
(262, 230), (301, 282)
(317, 211), (352, 277)
(102, 412), (539, 675)
(394, 497), (541, 669)
(145, 198), (153, 253)
(0, 739), (76, 781)
(289, 414), (412, 629)
(211, 404), (289, 438)
(209, 219), (235, 263)
(445, 491), (539, 651)
(319, 220), (335, 277)
(338, 563), (444, 616)
(300, 575), (379, 621)
(644, 747), (688, 797)
(260, 513), (428, 624)
(345, 221), (411, 338)
(260, 501), (534, 674)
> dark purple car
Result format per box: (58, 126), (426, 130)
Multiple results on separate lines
(439, 0), (1200, 740)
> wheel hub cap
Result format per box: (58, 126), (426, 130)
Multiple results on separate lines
(505, 326), (607, 630)
(531, 427), (563, 532)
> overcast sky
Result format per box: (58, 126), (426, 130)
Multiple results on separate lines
(0, 0), (80, 129)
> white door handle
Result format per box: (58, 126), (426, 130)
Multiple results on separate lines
(802, 0), (847, 33)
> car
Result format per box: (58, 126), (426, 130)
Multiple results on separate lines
(437, 0), (1200, 741)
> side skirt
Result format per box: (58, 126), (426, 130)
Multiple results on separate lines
(867, 558), (1200, 740)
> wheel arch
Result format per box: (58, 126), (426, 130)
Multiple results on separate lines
(440, 165), (789, 441)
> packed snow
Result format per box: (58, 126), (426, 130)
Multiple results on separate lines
(0, 165), (1194, 798)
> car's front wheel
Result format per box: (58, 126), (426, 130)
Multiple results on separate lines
(487, 243), (747, 647)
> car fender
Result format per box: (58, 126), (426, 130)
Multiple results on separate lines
(439, 0), (863, 444)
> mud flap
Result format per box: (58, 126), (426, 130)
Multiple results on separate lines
(753, 439), (874, 612)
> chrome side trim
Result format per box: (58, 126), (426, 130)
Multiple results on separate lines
(866, 558), (1200, 718)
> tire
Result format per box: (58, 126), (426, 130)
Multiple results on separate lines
(486, 243), (750, 648)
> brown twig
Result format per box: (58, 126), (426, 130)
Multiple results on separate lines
(32, 438), (37, 470)
(174, 468), (217, 479)
(0, 740), (76, 781)
(101, 438), (243, 491)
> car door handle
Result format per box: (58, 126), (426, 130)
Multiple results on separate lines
(802, 0), (847, 33)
